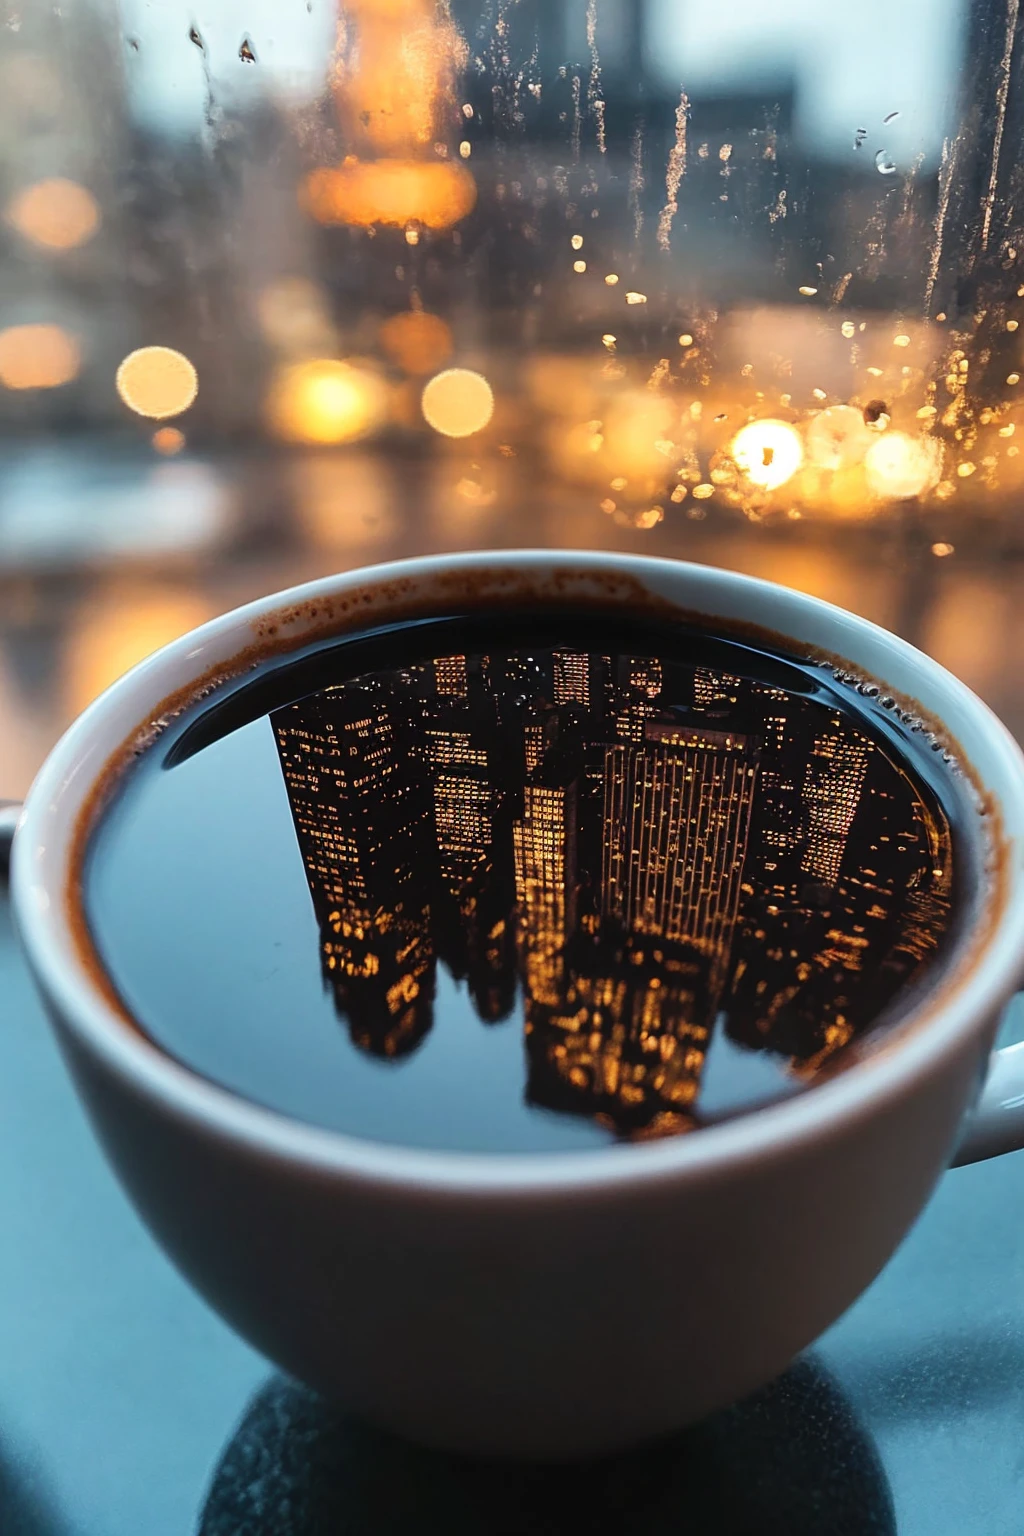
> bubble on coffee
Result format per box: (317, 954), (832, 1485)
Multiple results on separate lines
(84, 613), (964, 1154)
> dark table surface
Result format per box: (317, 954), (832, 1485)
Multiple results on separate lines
(2, 477), (1024, 1535)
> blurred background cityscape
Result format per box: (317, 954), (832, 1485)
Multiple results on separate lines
(3, 0), (1024, 797)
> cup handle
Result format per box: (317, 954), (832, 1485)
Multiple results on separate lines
(0, 800), (20, 879)
(950, 1035), (1024, 1167)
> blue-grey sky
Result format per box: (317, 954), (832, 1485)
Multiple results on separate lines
(647, 0), (967, 165)
(121, 0), (967, 168)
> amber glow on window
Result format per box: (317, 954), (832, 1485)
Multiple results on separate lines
(302, 159), (476, 231)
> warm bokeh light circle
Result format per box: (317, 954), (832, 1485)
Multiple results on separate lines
(152, 426), (186, 455)
(265, 358), (387, 445)
(116, 346), (198, 419)
(421, 368), (494, 437)
(379, 310), (453, 375)
(731, 419), (804, 490)
(806, 405), (874, 471)
(864, 432), (943, 500)
(302, 159), (476, 231)
(0, 324), (80, 389)
(5, 178), (100, 250)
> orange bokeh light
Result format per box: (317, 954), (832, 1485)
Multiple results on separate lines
(116, 346), (198, 419)
(152, 426), (186, 455)
(864, 431), (943, 500)
(0, 324), (80, 389)
(302, 158), (476, 231)
(265, 358), (387, 445)
(421, 368), (494, 437)
(379, 310), (453, 374)
(5, 178), (100, 250)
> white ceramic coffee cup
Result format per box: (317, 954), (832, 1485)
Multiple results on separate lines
(7, 550), (1024, 1458)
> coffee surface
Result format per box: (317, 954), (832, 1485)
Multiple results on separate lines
(84, 613), (964, 1153)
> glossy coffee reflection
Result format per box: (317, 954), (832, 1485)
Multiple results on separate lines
(86, 615), (961, 1152)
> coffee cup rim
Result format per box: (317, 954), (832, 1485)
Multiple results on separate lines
(13, 549), (1024, 1193)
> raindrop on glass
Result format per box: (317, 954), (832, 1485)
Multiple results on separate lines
(239, 36), (256, 63)
(189, 25), (205, 49)
(854, 127), (867, 149)
(875, 149), (897, 176)
(883, 110), (900, 124)
(126, 35), (139, 51)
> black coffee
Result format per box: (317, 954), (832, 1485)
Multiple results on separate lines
(84, 611), (968, 1153)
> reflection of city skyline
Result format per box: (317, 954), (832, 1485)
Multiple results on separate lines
(272, 639), (954, 1141)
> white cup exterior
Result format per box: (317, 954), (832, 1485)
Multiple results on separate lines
(11, 551), (1024, 1456)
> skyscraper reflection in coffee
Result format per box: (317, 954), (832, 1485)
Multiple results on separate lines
(272, 641), (955, 1142)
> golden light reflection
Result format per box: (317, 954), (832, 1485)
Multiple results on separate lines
(0, 324), (80, 389)
(379, 310), (453, 374)
(421, 367), (494, 437)
(116, 346), (197, 419)
(302, 159), (476, 231)
(864, 431), (943, 500)
(66, 586), (212, 716)
(5, 178), (99, 250)
(266, 359), (387, 445)
(731, 419), (803, 490)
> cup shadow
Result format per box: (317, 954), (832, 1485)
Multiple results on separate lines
(0, 1436), (66, 1536)
(198, 1355), (895, 1536)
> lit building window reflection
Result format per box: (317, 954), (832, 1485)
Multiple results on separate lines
(272, 641), (956, 1138)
